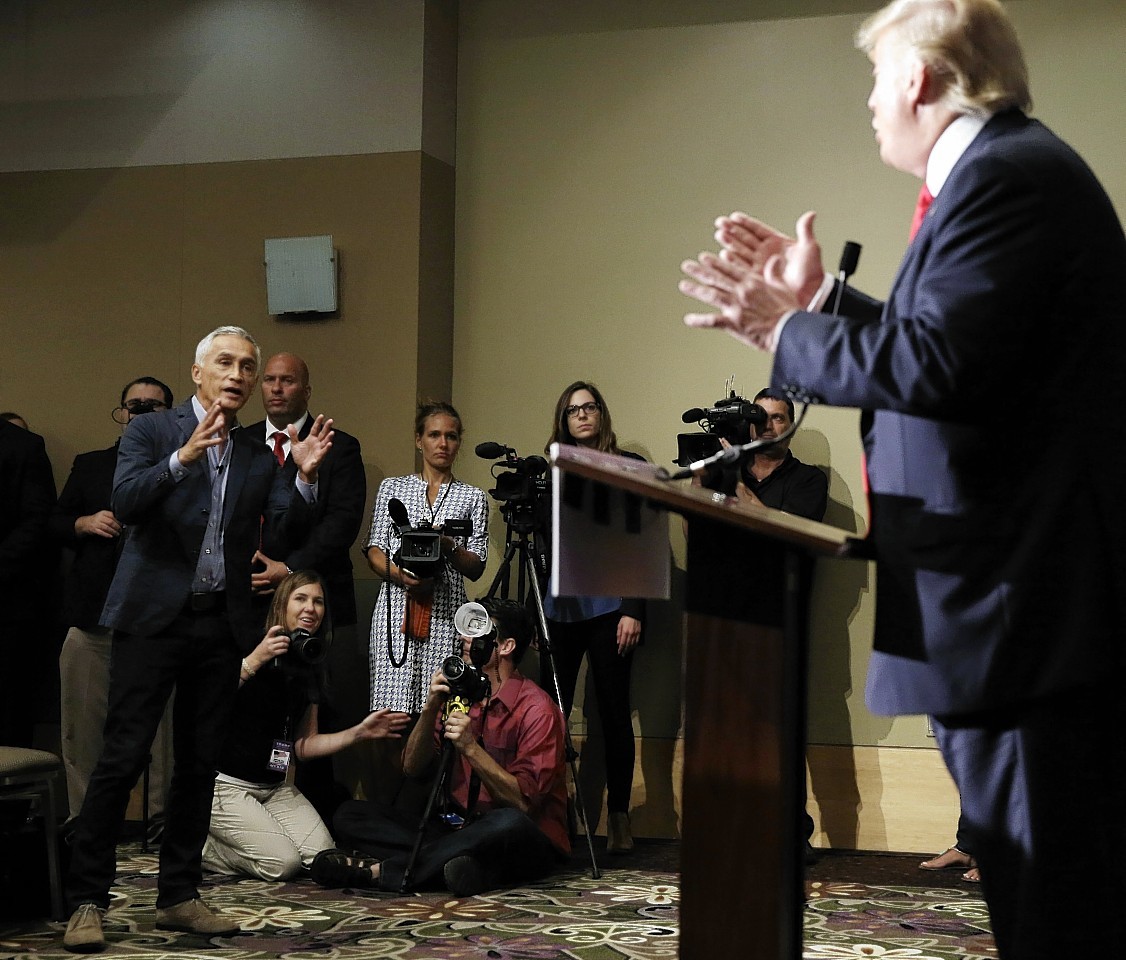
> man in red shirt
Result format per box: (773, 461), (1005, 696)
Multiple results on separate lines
(315, 598), (569, 896)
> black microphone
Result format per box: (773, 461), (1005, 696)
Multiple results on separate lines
(831, 240), (862, 315)
(474, 441), (509, 460)
(388, 497), (411, 532)
(681, 408), (707, 423)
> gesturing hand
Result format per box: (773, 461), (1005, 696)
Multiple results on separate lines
(289, 415), (334, 483)
(680, 248), (802, 351)
(178, 402), (227, 465)
(715, 211), (825, 307)
(356, 709), (411, 741)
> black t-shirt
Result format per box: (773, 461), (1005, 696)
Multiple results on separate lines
(216, 661), (320, 785)
(686, 452), (828, 625)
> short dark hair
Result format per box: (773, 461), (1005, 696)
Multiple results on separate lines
(121, 376), (174, 409)
(479, 597), (534, 665)
(753, 387), (794, 422)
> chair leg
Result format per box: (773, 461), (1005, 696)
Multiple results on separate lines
(43, 778), (64, 921)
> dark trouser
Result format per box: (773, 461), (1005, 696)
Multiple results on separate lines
(546, 613), (635, 812)
(65, 606), (240, 911)
(334, 800), (564, 893)
(953, 811), (974, 858)
(933, 689), (1126, 959)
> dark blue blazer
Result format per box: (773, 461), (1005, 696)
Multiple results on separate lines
(773, 110), (1126, 716)
(101, 399), (315, 650)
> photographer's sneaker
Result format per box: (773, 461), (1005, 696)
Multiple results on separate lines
(155, 898), (240, 935)
(63, 903), (105, 953)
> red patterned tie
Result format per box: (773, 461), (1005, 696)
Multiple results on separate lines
(909, 184), (934, 242)
(272, 432), (287, 466)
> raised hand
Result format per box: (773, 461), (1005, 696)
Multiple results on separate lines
(178, 401), (227, 465)
(680, 247), (801, 351)
(717, 211), (824, 306)
(289, 415), (334, 483)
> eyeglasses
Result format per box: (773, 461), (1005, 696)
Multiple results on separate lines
(565, 401), (600, 419)
(112, 399), (168, 424)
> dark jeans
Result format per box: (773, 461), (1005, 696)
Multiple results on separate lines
(546, 612), (635, 812)
(934, 689), (1126, 959)
(65, 606), (240, 911)
(334, 800), (565, 893)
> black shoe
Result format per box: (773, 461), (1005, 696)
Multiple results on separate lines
(310, 849), (379, 889)
(443, 855), (492, 897)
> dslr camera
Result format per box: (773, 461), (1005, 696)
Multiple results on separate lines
(440, 654), (491, 717)
(284, 627), (329, 666)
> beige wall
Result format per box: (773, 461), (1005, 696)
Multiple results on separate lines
(3, 0), (1124, 849)
(452, 0), (1126, 762)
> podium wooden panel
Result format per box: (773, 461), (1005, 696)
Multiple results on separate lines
(551, 445), (854, 960)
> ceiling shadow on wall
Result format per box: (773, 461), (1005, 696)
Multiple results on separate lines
(471, 0), (873, 37)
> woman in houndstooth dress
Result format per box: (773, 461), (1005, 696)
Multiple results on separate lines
(365, 401), (489, 715)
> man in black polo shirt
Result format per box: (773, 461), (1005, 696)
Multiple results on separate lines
(737, 387), (827, 521)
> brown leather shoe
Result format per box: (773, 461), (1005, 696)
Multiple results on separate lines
(155, 898), (240, 935)
(63, 903), (106, 953)
(919, 847), (974, 871)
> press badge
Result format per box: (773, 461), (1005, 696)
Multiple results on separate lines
(268, 739), (294, 773)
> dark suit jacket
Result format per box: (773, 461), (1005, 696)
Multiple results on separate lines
(49, 443), (120, 628)
(772, 110), (1126, 716)
(101, 399), (316, 650)
(0, 419), (56, 605)
(248, 417), (366, 625)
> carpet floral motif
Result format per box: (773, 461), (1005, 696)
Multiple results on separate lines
(0, 846), (996, 959)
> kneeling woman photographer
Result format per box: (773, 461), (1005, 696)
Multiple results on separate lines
(544, 381), (645, 854)
(202, 571), (409, 881)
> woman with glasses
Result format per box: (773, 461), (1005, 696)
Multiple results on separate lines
(363, 401), (489, 799)
(544, 381), (645, 854)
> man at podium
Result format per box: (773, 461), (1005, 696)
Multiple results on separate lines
(678, 1), (1126, 957)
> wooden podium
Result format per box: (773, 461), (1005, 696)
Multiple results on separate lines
(550, 444), (855, 960)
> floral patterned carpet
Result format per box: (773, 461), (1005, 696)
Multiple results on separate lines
(0, 843), (996, 959)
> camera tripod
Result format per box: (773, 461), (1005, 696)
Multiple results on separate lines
(484, 506), (602, 880)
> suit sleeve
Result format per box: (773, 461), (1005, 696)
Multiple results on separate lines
(0, 432), (56, 579)
(111, 414), (185, 522)
(774, 151), (1052, 419)
(49, 455), (88, 546)
(281, 433), (366, 571)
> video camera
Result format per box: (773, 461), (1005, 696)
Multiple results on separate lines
(388, 497), (472, 580)
(475, 442), (550, 532)
(676, 387), (767, 495)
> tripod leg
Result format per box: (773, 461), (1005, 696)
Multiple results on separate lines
(522, 543), (601, 880)
(400, 741), (455, 893)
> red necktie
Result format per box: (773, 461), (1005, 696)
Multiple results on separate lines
(909, 185), (934, 242)
(272, 432), (287, 466)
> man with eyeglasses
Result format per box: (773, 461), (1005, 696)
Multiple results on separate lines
(51, 377), (176, 836)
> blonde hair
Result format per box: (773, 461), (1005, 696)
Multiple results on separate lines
(857, 0), (1031, 117)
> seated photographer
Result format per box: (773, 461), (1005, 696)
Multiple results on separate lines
(202, 571), (410, 881)
(313, 597), (570, 897)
